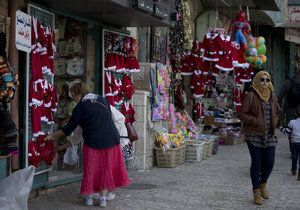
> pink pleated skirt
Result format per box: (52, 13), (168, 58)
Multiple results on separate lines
(80, 144), (130, 195)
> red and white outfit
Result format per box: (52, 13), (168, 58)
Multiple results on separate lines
(31, 17), (43, 82)
(233, 87), (243, 112)
(190, 71), (205, 99)
(121, 101), (135, 124)
(194, 101), (205, 120)
(203, 32), (220, 62)
(104, 71), (117, 106)
(114, 78), (123, 105)
(46, 26), (56, 76)
(215, 34), (234, 72)
(232, 42), (249, 68)
(105, 52), (116, 71)
(180, 53), (193, 76)
(122, 75), (135, 100)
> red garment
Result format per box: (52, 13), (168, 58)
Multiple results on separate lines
(190, 70), (203, 89)
(46, 27), (56, 76)
(104, 71), (117, 105)
(233, 87), (243, 106)
(202, 61), (211, 75)
(40, 26), (50, 75)
(31, 105), (43, 137)
(194, 101), (205, 120)
(180, 54), (193, 76)
(203, 32), (220, 62)
(29, 79), (43, 107)
(28, 140), (41, 167)
(105, 52), (116, 71)
(193, 80), (205, 98)
(36, 135), (55, 166)
(122, 75), (135, 100)
(80, 144), (130, 195)
(232, 43), (249, 68)
(31, 18), (43, 82)
(121, 101), (135, 124)
(215, 34), (234, 72)
(114, 78), (123, 105)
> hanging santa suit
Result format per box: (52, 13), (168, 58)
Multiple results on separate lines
(104, 52), (116, 71)
(28, 140), (41, 167)
(194, 101), (205, 120)
(192, 77), (205, 99)
(121, 101), (135, 124)
(29, 79), (44, 137)
(232, 42), (249, 68)
(31, 17), (43, 82)
(180, 53), (193, 76)
(203, 32), (220, 62)
(35, 134), (55, 166)
(104, 71), (117, 106)
(122, 75), (135, 100)
(41, 80), (54, 124)
(215, 34), (234, 72)
(46, 27), (56, 76)
(114, 78), (123, 105)
(40, 26), (50, 75)
(233, 87), (243, 112)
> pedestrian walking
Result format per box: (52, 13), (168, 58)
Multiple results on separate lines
(280, 106), (300, 181)
(239, 70), (281, 205)
(45, 81), (130, 207)
(278, 52), (300, 158)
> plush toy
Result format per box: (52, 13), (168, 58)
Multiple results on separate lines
(228, 10), (251, 51)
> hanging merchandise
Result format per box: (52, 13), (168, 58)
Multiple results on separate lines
(121, 101), (135, 124)
(182, 0), (192, 51)
(245, 36), (267, 68)
(150, 67), (163, 121)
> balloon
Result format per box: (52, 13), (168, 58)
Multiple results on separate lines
(248, 41), (256, 48)
(257, 44), (266, 55)
(245, 48), (251, 56)
(246, 56), (255, 63)
(255, 57), (262, 66)
(260, 54), (267, 63)
(249, 48), (257, 56)
(256, 36), (265, 46)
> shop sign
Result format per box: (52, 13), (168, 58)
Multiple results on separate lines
(15, 10), (31, 53)
(285, 27), (300, 44)
(288, 6), (300, 23)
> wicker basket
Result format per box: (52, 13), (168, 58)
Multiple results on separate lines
(186, 140), (205, 162)
(154, 144), (186, 168)
(202, 141), (210, 160)
(207, 140), (214, 157)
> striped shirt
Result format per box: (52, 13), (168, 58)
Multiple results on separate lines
(280, 118), (300, 143)
(245, 101), (278, 148)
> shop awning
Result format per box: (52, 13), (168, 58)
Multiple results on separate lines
(201, 0), (281, 11)
(30, 0), (172, 27)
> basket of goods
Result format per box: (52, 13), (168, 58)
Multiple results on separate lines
(154, 131), (186, 168)
(185, 140), (205, 162)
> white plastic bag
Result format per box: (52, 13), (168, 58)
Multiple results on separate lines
(0, 166), (35, 210)
(63, 143), (79, 166)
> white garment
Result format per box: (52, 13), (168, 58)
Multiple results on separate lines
(288, 118), (300, 143)
(110, 105), (129, 146)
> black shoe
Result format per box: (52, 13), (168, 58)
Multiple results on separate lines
(298, 172), (300, 181)
(292, 170), (297, 176)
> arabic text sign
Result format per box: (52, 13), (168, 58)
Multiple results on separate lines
(16, 10), (31, 53)
(288, 6), (300, 23)
(285, 28), (300, 44)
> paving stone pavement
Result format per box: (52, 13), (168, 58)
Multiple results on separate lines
(28, 130), (300, 210)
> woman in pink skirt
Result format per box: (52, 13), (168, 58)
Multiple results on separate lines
(45, 82), (129, 207)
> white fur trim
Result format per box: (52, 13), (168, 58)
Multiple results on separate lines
(215, 64), (234, 71)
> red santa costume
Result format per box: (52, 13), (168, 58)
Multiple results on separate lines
(215, 34), (234, 72)
(203, 32), (220, 62)
(233, 87), (243, 112)
(31, 17), (43, 82)
(122, 75), (135, 100)
(46, 26), (56, 76)
(114, 78), (123, 105)
(105, 52), (116, 71)
(194, 101), (205, 120)
(104, 71), (118, 106)
(180, 53), (193, 76)
(121, 101), (135, 124)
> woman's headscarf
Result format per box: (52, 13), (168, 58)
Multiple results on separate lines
(251, 71), (274, 102)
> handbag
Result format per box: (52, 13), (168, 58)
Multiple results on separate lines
(125, 123), (138, 142)
(63, 142), (79, 166)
